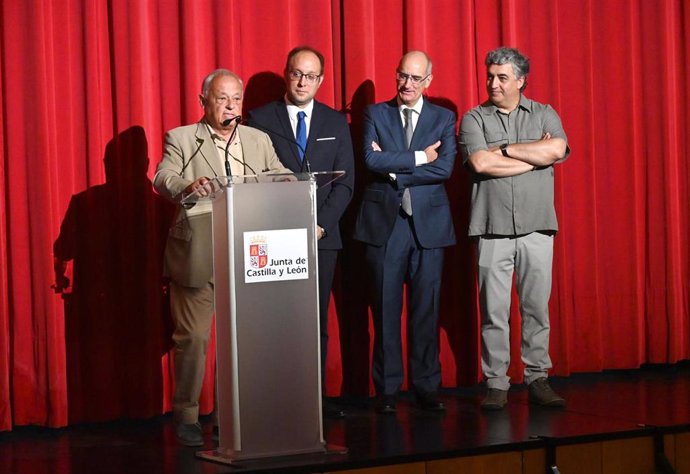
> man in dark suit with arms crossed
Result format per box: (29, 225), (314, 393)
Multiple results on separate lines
(247, 46), (355, 419)
(353, 51), (456, 414)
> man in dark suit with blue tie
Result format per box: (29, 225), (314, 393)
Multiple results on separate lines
(247, 46), (355, 419)
(354, 51), (456, 414)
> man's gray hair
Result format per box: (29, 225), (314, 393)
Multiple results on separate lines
(485, 47), (530, 89)
(201, 69), (243, 97)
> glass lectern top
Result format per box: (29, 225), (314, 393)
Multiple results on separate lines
(179, 171), (345, 206)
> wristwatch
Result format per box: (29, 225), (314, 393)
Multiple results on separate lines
(500, 143), (510, 157)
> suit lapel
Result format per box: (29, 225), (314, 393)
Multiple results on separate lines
(275, 103), (302, 168)
(306, 101), (324, 162)
(386, 99), (407, 150)
(195, 122), (223, 177)
(236, 126), (252, 173)
(410, 101), (436, 150)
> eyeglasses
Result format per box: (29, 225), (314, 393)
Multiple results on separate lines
(396, 72), (430, 84)
(288, 70), (321, 84)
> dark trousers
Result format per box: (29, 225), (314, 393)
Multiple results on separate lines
(365, 213), (444, 396)
(318, 249), (338, 385)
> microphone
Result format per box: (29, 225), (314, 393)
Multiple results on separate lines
(179, 116), (239, 178)
(223, 116), (242, 176)
(245, 118), (311, 173)
(221, 117), (260, 181)
(221, 115), (242, 127)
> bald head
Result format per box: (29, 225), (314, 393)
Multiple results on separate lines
(398, 51), (432, 76)
(396, 50), (433, 107)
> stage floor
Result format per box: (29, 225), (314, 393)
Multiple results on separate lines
(2, 364), (689, 473)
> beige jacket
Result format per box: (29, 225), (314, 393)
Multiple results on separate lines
(153, 121), (289, 287)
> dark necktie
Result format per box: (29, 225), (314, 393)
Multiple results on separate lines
(296, 111), (307, 161)
(404, 107), (414, 148)
(401, 108), (413, 215)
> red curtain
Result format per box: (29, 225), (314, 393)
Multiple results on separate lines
(1, 0), (689, 431)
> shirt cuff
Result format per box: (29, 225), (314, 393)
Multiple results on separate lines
(414, 151), (426, 166)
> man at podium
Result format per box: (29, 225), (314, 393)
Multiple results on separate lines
(247, 46), (355, 419)
(153, 69), (289, 446)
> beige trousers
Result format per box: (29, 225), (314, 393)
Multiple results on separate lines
(170, 280), (214, 424)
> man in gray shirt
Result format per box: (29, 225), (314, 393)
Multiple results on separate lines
(459, 47), (570, 410)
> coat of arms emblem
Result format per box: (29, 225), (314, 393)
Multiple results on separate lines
(249, 236), (268, 269)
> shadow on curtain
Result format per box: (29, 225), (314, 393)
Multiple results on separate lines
(53, 126), (175, 423)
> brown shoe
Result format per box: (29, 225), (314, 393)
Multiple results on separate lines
(528, 378), (565, 407)
(481, 388), (508, 410)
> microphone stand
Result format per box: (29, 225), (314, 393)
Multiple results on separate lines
(222, 116), (241, 181)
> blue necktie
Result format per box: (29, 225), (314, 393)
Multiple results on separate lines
(296, 111), (307, 161)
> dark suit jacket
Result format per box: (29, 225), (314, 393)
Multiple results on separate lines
(353, 98), (457, 248)
(153, 121), (289, 287)
(247, 100), (355, 250)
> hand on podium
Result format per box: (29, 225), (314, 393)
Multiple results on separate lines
(184, 176), (214, 197)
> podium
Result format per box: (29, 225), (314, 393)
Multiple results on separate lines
(181, 172), (345, 464)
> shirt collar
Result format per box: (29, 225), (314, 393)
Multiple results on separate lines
(480, 95), (532, 115)
(285, 97), (315, 120)
(397, 96), (424, 114)
(202, 119), (241, 146)
(516, 94), (532, 112)
(202, 119), (228, 142)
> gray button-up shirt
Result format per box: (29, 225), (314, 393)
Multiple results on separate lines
(459, 95), (570, 237)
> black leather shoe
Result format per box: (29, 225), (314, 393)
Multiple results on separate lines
(416, 392), (446, 412)
(323, 401), (346, 419)
(375, 395), (397, 414)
